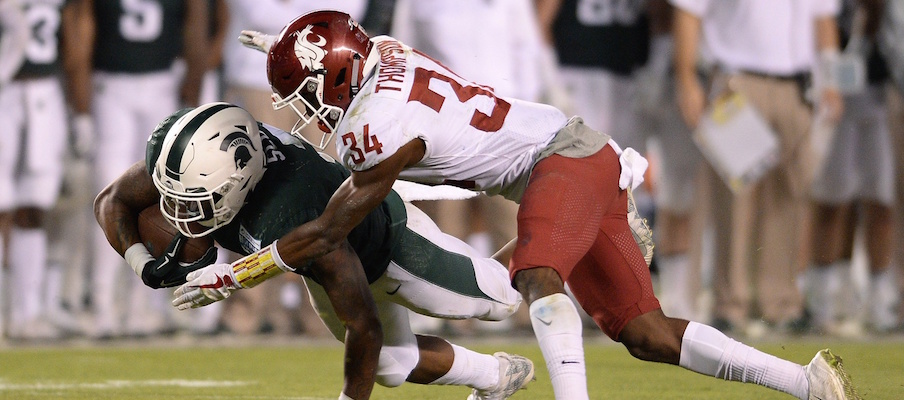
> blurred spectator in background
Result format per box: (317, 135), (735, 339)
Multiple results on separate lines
(0, 0), (28, 338)
(0, 0), (78, 340)
(218, 0), (366, 337)
(878, 0), (904, 331)
(538, 0), (651, 153)
(66, 0), (208, 338)
(633, 0), (707, 321)
(672, 0), (844, 337)
(0, 0), (28, 87)
(198, 0), (229, 105)
(390, 0), (550, 335)
(805, 0), (899, 336)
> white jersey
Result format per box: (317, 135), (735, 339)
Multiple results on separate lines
(336, 36), (569, 201)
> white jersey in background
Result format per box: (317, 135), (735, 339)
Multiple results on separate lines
(338, 37), (569, 201)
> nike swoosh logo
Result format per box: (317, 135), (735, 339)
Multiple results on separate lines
(561, 360), (581, 364)
(200, 276), (224, 289)
(156, 247), (180, 271)
(535, 316), (552, 326)
(386, 283), (402, 295)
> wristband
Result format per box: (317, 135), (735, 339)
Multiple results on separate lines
(338, 393), (354, 400)
(231, 243), (290, 288)
(270, 239), (296, 272)
(124, 243), (154, 277)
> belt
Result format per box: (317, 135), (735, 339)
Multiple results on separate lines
(739, 70), (811, 83)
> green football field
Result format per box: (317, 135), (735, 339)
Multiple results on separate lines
(1, 335), (901, 399)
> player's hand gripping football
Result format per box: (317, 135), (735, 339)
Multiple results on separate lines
(238, 30), (275, 53)
(172, 263), (243, 310)
(141, 234), (217, 289)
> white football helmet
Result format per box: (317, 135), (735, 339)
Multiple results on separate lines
(150, 102), (265, 238)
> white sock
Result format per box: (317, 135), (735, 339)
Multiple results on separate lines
(869, 268), (900, 331)
(679, 321), (809, 399)
(430, 343), (499, 390)
(656, 254), (695, 319)
(805, 262), (844, 329)
(529, 293), (588, 400)
(8, 228), (48, 326)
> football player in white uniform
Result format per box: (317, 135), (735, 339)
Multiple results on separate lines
(0, 0), (78, 340)
(221, 10), (864, 400)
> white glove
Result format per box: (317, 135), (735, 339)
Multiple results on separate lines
(238, 30), (275, 54)
(618, 147), (649, 190)
(172, 263), (242, 310)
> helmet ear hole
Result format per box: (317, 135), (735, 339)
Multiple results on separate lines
(334, 68), (347, 88)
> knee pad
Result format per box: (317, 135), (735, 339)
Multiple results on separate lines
(375, 343), (420, 387)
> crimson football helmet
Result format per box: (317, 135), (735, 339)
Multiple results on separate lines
(267, 10), (373, 151)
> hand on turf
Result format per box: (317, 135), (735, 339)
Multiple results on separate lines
(172, 263), (242, 310)
(238, 30), (275, 53)
(141, 234), (217, 289)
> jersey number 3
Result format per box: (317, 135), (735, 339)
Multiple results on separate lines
(408, 67), (511, 132)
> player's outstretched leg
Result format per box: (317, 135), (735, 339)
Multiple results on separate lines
(676, 320), (862, 399)
(407, 335), (534, 399)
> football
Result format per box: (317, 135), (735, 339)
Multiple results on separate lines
(137, 205), (214, 262)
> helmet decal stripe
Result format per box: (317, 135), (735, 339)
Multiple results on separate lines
(165, 103), (234, 179)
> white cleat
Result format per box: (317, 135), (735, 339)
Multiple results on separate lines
(806, 349), (861, 400)
(467, 352), (535, 400)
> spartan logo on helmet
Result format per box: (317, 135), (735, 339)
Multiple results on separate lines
(294, 25), (327, 72)
(220, 127), (258, 170)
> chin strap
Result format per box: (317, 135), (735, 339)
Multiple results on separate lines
(350, 53), (362, 95)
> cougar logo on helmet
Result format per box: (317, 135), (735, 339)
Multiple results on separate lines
(294, 25), (327, 72)
(268, 10), (374, 151)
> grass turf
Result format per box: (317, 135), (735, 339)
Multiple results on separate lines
(0, 335), (901, 399)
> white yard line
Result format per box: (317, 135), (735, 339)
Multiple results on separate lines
(0, 379), (332, 399)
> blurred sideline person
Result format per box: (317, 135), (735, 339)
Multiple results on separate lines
(95, 103), (535, 400)
(0, 0), (27, 337)
(0, 0), (28, 87)
(805, 0), (899, 336)
(672, 0), (845, 336)
(218, 0), (367, 337)
(66, 0), (208, 338)
(632, 0), (707, 321)
(0, 0), (79, 340)
(878, 0), (904, 330)
(252, 10), (859, 400)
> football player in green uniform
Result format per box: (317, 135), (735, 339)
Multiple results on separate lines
(94, 102), (534, 400)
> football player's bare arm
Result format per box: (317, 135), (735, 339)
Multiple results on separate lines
(94, 161), (159, 256)
(492, 238), (517, 266)
(673, 7), (704, 129)
(312, 243), (382, 400)
(276, 139), (426, 267)
(179, 0), (209, 106)
(61, 0), (95, 115)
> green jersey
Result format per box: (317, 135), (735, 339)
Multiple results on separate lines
(146, 117), (407, 283)
(213, 125), (407, 284)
